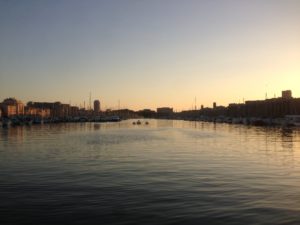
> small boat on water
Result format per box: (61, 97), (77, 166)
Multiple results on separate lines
(25, 119), (33, 126)
(24, 117), (33, 126)
(107, 116), (121, 122)
(33, 117), (43, 124)
(2, 118), (11, 128)
(11, 117), (25, 126)
(284, 115), (300, 126)
(133, 120), (148, 125)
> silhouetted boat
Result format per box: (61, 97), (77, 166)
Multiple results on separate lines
(232, 118), (242, 124)
(284, 115), (300, 126)
(25, 118), (33, 126)
(79, 117), (88, 122)
(2, 118), (11, 128)
(33, 117), (43, 124)
(11, 117), (22, 126)
(108, 116), (120, 122)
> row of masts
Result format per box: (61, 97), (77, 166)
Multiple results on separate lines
(74, 92), (121, 111)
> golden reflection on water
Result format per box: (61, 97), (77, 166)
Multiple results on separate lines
(0, 119), (300, 223)
(1, 126), (24, 144)
(1, 120), (300, 168)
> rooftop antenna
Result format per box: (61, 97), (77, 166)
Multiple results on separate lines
(265, 84), (268, 100)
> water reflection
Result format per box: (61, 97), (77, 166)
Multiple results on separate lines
(0, 121), (299, 177)
(281, 128), (294, 150)
(94, 123), (101, 130)
(1, 120), (300, 225)
(1, 126), (24, 145)
(156, 119), (174, 128)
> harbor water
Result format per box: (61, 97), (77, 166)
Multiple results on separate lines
(1, 120), (300, 225)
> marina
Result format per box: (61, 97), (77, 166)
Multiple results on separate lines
(1, 1), (299, 224)
(2, 114), (300, 129)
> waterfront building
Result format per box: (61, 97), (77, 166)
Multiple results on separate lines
(27, 102), (54, 117)
(227, 103), (245, 117)
(243, 93), (300, 118)
(1, 105), (17, 117)
(137, 109), (156, 118)
(39, 108), (51, 118)
(25, 107), (51, 118)
(61, 104), (71, 118)
(27, 101), (72, 118)
(25, 107), (36, 116)
(109, 109), (138, 119)
(179, 109), (200, 120)
(183, 90), (300, 120)
(282, 90), (292, 99)
(94, 100), (101, 113)
(157, 107), (173, 118)
(1, 98), (24, 116)
(70, 106), (80, 117)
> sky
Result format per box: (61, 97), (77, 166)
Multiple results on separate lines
(0, 0), (299, 111)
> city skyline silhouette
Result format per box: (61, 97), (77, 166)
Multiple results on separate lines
(1, 0), (299, 110)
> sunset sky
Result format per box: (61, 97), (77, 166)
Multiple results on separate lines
(0, 0), (299, 111)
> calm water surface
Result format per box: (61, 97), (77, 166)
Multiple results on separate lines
(1, 120), (300, 225)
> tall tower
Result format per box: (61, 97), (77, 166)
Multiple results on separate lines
(94, 100), (101, 113)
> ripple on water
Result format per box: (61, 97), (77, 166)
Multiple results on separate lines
(1, 120), (300, 225)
